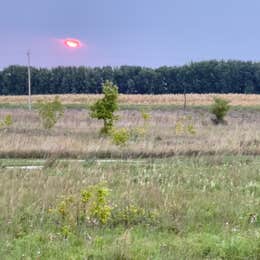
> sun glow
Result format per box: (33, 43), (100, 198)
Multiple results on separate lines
(64, 39), (81, 48)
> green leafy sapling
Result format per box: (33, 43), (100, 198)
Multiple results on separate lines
(90, 81), (119, 134)
(37, 96), (64, 129)
(210, 97), (230, 124)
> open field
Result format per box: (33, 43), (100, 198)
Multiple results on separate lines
(1, 157), (260, 259)
(0, 107), (260, 158)
(1, 93), (260, 107)
(1, 96), (260, 258)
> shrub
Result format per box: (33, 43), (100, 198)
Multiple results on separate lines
(52, 184), (159, 235)
(36, 96), (64, 129)
(3, 115), (13, 127)
(52, 184), (112, 237)
(0, 115), (13, 129)
(210, 97), (230, 124)
(90, 81), (119, 135)
(111, 128), (130, 146)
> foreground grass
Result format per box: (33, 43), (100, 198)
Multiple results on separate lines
(1, 156), (260, 259)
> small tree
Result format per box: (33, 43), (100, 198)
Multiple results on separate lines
(90, 81), (119, 134)
(37, 96), (64, 129)
(210, 97), (230, 124)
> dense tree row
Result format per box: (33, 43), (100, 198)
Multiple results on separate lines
(1, 60), (260, 95)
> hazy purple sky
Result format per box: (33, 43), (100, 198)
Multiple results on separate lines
(2, 0), (260, 68)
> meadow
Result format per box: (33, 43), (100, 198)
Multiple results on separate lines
(0, 157), (260, 259)
(0, 106), (260, 158)
(0, 94), (260, 259)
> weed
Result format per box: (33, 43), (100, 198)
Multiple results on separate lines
(0, 115), (13, 129)
(175, 116), (196, 135)
(53, 183), (112, 235)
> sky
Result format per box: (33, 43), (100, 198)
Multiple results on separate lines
(2, 0), (260, 68)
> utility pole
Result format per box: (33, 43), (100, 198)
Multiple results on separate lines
(27, 50), (32, 110)
(183, 84), (187, 113)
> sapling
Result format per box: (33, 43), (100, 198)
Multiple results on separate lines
(36, 96), (64, 129)
(90, 81), (119, 134)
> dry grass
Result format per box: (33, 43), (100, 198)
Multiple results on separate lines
(0, 108), (260, 158)
(1, 93), (260, 106)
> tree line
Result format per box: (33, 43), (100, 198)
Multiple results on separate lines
(1, 60), (260, 95)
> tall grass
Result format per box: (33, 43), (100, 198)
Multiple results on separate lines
(0, 108), (260, 158)
(0, 157), (260, 258)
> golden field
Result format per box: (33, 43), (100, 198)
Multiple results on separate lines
(0, 93), (260, 106)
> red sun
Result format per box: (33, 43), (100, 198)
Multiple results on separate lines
(64, 39), (81, 48)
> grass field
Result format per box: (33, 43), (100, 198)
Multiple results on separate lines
(1, 94), (260, 258)
(0, 107), (260, 158)
(1, 157), (260, 259)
